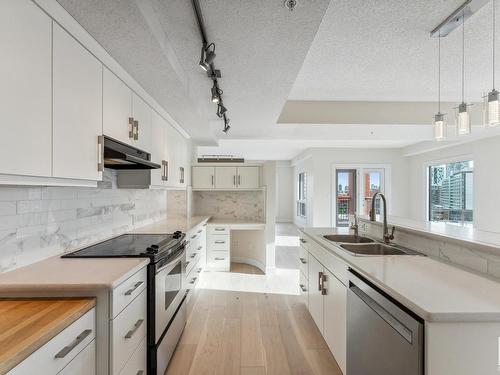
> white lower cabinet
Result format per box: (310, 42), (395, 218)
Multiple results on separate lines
(8, 308), (96, 375)
(110, 288), (147, 375)
(207, 225), (230, 272)
(58, 340), (96, 375)
(118, 336), (146, 375)
(308, 254), (324, 333)
(323, 269), (347, 374)
(303, 234), (347, 375)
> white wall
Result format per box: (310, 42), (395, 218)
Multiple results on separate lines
(292, 153), (314, 228)
(292, 148), (410, 227)
(407, 135), (500, 233)
(276, 161), (294, 223)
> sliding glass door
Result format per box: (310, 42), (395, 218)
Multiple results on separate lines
(335, 169), (357, 227)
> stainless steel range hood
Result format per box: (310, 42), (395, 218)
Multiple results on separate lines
(103, 136), (160, 170)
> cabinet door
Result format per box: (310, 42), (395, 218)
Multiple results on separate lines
(0, 0), (52, 177)
(58, 340), (96, 375)
(132, 93), (152, 151)
(237, 166), (260, 189)
(53, 24), (102, 181)
(308, 254), (324, 334)
(215, 167), (237, 189)
(323, 268), (347, 374)
(164, 122), (176, 186)
(192, 167), (215, 189)
(103, 67), (132, 144)
(150, 111), (166, 187)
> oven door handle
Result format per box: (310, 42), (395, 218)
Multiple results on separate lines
(155, 249), (185, 275)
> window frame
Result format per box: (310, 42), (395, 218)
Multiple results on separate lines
(425, 156), (474, 226)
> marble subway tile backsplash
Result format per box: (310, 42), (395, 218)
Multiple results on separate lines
(0, 170), (167, 272)
(193, 190), (264, 222)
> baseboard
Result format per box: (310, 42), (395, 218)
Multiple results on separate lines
(231, 257), (266, 274)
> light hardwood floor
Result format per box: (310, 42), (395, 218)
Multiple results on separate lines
(166, 288), (342, 375)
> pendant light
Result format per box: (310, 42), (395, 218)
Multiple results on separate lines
(486, 0), (500, 126)
(456, 9), (471, 135)
(434, 31), (446, 141)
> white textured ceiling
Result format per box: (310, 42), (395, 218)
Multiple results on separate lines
(56, 0), (499, 159)
(289, 0), (496, 102)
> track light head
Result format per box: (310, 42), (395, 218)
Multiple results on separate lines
(199, 45), (210, 71)
(217, 104), (227, 118)
(211, 86), (219, 103)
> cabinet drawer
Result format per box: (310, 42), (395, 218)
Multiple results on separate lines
(118, 336), (146, 375)
(58, 340), (95, 375)
(186, 251), (200, 277)
(208, 226), (229, 235)
(110, 290), (147, 375)
(208, 236), (230, 251)
(111, 267), (147, 319)
(208, 252), (230, 271)
(299, 245), (309, 279)
(299, 270), (309, 308)
(9, 308), (96, 375)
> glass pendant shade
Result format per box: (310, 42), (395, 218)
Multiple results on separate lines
(433, 113), (446, 141)
(456, 103), (471, 135)
(486, 89), (500, 126)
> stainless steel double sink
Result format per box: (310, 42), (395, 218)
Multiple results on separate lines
(322, 234), (413, 256)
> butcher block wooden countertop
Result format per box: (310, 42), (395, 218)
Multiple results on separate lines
(0, 298), (96, 374)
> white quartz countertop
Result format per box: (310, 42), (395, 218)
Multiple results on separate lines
(302, 226), (500, 323)
(359, 215), (500, 251)
(0, 256), (149, 293)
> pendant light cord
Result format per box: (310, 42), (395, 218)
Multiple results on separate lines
(438, 30), (441, 113)
(494, 0), (496, 89)
(462, 9), (465, 103)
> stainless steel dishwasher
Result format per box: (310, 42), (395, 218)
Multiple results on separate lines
(347, 269), (424, 375)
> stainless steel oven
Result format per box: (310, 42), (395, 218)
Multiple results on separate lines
(148, 245), (187, 374)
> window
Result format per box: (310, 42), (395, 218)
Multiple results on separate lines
(335, 169), (357, 227)
(297, 172), (307, 218)
(428, 160), (473, 226)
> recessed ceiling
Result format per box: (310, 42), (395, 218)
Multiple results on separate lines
(56, 0), (499, 159)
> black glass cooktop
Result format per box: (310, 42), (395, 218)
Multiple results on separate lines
(61, 233), (184, 261)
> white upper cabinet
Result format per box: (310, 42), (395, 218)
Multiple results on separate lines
(53, 23), (103, 181)
(192, 166), (215, 189)
(0, 0), (52, 177)
(193, 166), (261, 190)
(132, 93), (152, 151)
(103, 67), (133, 145)
(151, 111), (167, 186)
(236, 166), (260, 189)
(215, 167), (238, 189)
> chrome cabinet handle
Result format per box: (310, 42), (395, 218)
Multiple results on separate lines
(214, 228), (225, 231)
(197, 230), (203, 234)
(97, 135), (104, 172)
(185, 261), (190, 267)
(190, 253), (196, 259)
(233, 175), (236, 186)
(318, 271), (323, 291)
(191, 235), (197, 239)
(214, 257), (225, 261)
(238, 175), (241, 185)
(164, 161), (169, 181)
(54, 329), (92, 358)
(299, 257), (306, 264)
(197, 246), (203, 251)
(133, 120), (139, 140)
(203, 223), (207, 227)
(136, 371), (144, 375)
(321, 273), (327, 295)
(189, 277), (197, 284)
(211, 175), (214, 186)
(197, 268), (202, 273)
(125, 319), (144, 339)
(124, 281), (143, 296)
(300, 238), (306, 243)
(129, 117), (134, 139)
(214, 240), (225, 244)
(299, 284), (307, 292)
